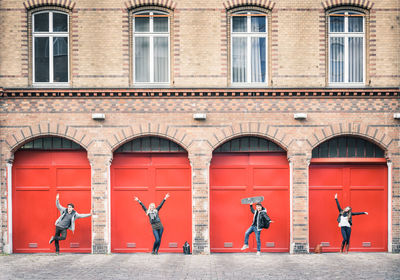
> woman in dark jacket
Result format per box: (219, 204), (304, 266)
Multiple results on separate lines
(134, 193), (170, 254)
(335, 193), (368, 253)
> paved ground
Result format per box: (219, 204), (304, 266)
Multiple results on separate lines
(0, 253), (399, 280)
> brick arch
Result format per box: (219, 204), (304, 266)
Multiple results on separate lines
(321, 0), (374, 10)
(23, 0), (76, 10)
(223, 0), (276, 10)
(210, 123), (290, 151)
(4, 123), (90, 162)
(310, 123), (390, 151)
(110, 124), (191, 152)
(124, 0), (177, 10)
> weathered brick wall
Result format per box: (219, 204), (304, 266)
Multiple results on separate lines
(0, 89), (399, 254)
(0, 0), (399, 254)
(0, 0), (399, 87)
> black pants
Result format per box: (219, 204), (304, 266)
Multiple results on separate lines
(341, 226), (352, 246)
(152, 227), (164, 253)
(54, 226), (68, 253)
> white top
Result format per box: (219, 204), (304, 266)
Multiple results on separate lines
(338, 215), (351, 228)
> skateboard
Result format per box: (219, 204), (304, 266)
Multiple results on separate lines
(241, 196), (264, 204)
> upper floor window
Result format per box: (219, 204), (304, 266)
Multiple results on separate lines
(328, 11), (365, 85)
(33, 11), (69, 84)
(133, 11), (170, 84)
(231, 11), (267, 85)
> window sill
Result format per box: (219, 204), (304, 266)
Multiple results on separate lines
(32, 83), (70, 88)
(230, 83), (269, 88)
(328, 83), (366, 88)
(132, 83), (172, 88)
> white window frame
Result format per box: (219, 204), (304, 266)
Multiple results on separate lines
(32, 11), (69, 87)
(133, 11), (170, 86)
(231, 11), (268, 87)
(328, 11), (365, 87)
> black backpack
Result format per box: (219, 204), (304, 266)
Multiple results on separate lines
(183, 241), (191, 254)
(261, 213), (271, 229)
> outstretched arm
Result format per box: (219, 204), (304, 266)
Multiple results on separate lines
(352, 211), (368, 216)
(335, 193), (342, 212)
(75, 212), (92, 219)
(55, 193), (66, 212)
(134, 196), (147, 212)
(157, 193), (169, 211)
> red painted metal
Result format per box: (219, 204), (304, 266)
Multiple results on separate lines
(111, 153), (191, 253)
(309, 163), (388, 252)
(210, 152), (290, 252)
(12, 150), (91, 253)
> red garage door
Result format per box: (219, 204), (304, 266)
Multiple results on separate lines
(111, 137), (191, 253)
(210, 137), (290, 252)
(12, 137), (91, 253)
(309, 136), (387, 252)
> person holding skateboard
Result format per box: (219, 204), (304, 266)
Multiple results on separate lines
(49, 193), (92, 254)
(335, 193), (368, 253)
(241, 202), (271, 256)
(134, 193), (170, 255)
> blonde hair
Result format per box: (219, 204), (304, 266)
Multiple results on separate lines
(147, 203), (156, 215)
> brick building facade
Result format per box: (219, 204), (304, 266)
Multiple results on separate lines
(0, 0), (399, 254)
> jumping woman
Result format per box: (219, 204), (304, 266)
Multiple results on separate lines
(134, 193), (170, 255)
(335, 193), (368, 253)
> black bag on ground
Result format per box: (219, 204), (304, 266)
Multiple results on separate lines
(183, 241), (191, 254)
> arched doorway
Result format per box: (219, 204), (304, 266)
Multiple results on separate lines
(12, 137), (91, 253)
(111, 136), (191, 252)
(309, 136), (388, 252)
(210, 136), (290, 252)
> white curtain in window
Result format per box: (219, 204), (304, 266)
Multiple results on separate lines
(154, 37), (168, 83)
(251, 37), (265, 82)
(348, 37), (363, 83)
(330, 37), (344, 83)
(135, 37), (150, 82)
(232, 37), (247, 83)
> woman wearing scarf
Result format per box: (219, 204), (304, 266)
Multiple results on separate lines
(134, 193), (170, 254)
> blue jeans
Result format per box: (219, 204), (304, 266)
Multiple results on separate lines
(244, 225), (261, 252)
(341, 226), (352, 246)
(152, 227), (164, 253)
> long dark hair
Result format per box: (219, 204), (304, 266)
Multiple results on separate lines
(341, 207), (352, 220)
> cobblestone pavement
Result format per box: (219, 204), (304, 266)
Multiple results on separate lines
(1, 253), (399, 280)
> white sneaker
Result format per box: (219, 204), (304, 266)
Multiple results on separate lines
(241, 244), (249, 250)
(256, 251), (261, 256)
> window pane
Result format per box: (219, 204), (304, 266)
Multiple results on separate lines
(232, 37), (247, 83)
(329, 16), (344, 32)
(330, 37), (344, 83)
(154, 37), (168, 83)
(251, 16), (266, 32)
(348, 37), (363, 83)
(34, 13), (49, 32)
(135, 37), (150, 82)
(34, 37), (49, 82)
(251, 37), (266, 82)
(232, 16), (247, 32)
(154, 17), (168, 32)
(135, 17), (150, 32)
(349, 16), (363, 32)
(53, 13), (68, 32)
(53, 37), (68, 82)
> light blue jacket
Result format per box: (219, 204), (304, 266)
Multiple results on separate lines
(55, 199), (91, 232)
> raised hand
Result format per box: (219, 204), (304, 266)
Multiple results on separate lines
(134, 196), (139, 201)
(56, 193), (59, 200)
(365, 212), (368, 215)
(165, 193), (170, 200)
(334, 193), (337, 199)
